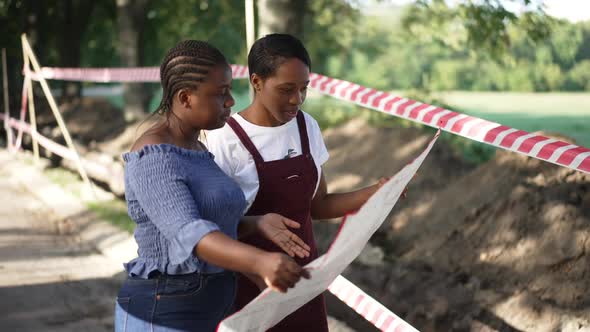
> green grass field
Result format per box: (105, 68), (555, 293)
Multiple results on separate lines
(436, 92), (590, 148)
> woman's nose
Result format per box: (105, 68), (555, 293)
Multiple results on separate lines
(289, 92), (303, 105)
(226, 93), (235, 108)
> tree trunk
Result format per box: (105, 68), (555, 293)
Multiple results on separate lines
(58, 0), (96, 104)
(257, 0), (307, 39)
(116, 0), (150, 122)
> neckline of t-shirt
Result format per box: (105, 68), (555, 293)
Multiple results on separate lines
(233, 112), (299, 133)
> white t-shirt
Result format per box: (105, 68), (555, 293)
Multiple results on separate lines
(206, 111), (330, 211)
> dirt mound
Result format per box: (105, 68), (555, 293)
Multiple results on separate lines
(319, 119), (590, 331)
(58, 99), (155, 158)
(31, 97), (127, 147)
(322, 118), (475, 194)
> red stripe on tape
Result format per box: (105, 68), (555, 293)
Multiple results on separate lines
(353, 294), (364, 310)
(372, 93), (391, 108)
(408, 103), (430, 120)
(319, 77), (334, 91)
(536, 141), (570, 159)
(361, 89), (379, 104)
(396, 100), (415, 116)
(381, 315), (396, 330)
(383, 97), (402, 113)
(350, 86), (367, 101)
(499, 130), (529, 148)
(329, 80), (345, 95)
(422, 107), (445, 124)
(579, 156), (590, 172)
(360, 301), (372, 317)
(556, 146), (590, 166)
(484, 125), (511, 144)
(309, 75), (321, 89)
(518, 136), (550, 154)
(340, 84), (357, 98)
(438, 112), (460, 128)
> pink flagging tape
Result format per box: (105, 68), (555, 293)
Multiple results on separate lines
(307, 73), (590, 174)
(28, 65), (589, 174)
(2, 113), (126, 188)
(26, 65), (249, 82)
(328, 275), (419, 332)
(0, 113), (76, 160)
(14, 78), (29, 150)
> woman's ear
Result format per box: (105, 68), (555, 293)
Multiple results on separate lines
(177, 89), (191, 109)
(251, 74), (262, 92)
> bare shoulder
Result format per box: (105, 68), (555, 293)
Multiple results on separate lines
(130, 130), (169, 152)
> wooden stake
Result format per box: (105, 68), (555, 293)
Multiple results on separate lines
(21, 34), (94, 196)
(21, 46), (39, 162)
(2, 48), (13, 151)
(245, 0), (255, 100)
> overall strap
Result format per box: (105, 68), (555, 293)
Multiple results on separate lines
(226, 116), (264, 164)
(296, 111), (311, 155)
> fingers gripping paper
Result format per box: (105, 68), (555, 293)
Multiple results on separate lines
(218, 130), (440, 332)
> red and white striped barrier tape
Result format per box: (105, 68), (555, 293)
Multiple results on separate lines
(26, 65), (249, 82)
(14, 78), (29, 150)
(307, 73), (590, 174)
(329, 275), (418, 332)
(27, 65), (590, 174)
(0, 113), (76, 160)
(1, 113), (124, 191)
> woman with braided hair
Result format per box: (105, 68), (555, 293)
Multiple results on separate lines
(114, 40), (311, 332)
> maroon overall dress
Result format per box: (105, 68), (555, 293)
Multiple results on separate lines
(226, 112), (329, 332)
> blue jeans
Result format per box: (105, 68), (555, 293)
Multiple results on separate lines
(114, 271), (236, 332)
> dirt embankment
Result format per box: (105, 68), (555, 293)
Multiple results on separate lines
(319, 119), (590, 332)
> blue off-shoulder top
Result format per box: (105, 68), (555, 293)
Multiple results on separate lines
(122, 144), (247, 278)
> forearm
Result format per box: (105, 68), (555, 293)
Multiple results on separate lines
(311, 185), (376, 219)
(194, 231), (263, 275)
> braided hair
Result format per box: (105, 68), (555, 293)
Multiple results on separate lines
(157, 40), (228, 114)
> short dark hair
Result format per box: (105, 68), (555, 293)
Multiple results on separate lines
(247, 33), (311, 79)
(157, 40), (228, 113)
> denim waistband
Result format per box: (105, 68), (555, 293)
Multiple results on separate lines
(128, 269), (234, 281)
